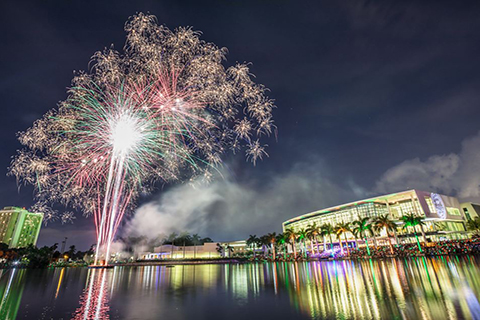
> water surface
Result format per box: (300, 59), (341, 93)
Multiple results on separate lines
(2, 256), (480, 319)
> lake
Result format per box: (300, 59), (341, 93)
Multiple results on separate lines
(2, 256), (480, 319)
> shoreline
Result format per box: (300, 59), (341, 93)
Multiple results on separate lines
(117, 258), (245, 267)
(109, 252), (479, 267)
(1, 253), (476, 269)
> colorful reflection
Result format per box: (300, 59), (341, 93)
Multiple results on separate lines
(9, 256), (480, 319)
(0, 269), (25, 319)
(255, 257), (480, 319)
(72, 268), (110, 320)
(274, 257), (480, 319)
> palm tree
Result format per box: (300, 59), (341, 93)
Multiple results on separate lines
(191, 234), (202, 258)
(467, 217), (480, 234)
(352, 217), (373, 255)
(321, 223), (335, 250)
(67, 245), (76, 260)
(266, 232), (277, 260)
(351, 227), (360, 249)
(216, 243), (225, 256)
(335, 222), (351, 255)
(276, 233), (288, 257)
(401, 213), (425, 253)
(373, 215), (397, 254)
(297, 228), (308, 258)
(259, 235), (271, 256)
(246, 235), (259, 258)
(227, 245), (234, 257)
(166, 232), (178, 259)
(177, 232), (191, 258)
(306, 223), (320, 254)
(255, 236), (264, 256)
(319, 226), (328, 251)
(284, 228), (298, 257)
(370, 226), (379, 249)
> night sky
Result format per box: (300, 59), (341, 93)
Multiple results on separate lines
(2, 1), (480, 250)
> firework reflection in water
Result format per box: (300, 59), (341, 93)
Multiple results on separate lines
(72, 269), (110, 320)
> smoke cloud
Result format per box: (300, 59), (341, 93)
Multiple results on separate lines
(374, 131), (480, 201)
(125, 132), (480, 244)
(125, 159), (362, 242)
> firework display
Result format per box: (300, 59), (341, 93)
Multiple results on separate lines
(9, 13), (274, 264)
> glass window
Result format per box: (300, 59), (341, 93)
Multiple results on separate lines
(425, 197), (436, 213)
(447, 207), (461, 216)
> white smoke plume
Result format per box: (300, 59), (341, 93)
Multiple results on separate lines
(125, 159), (361, 242)
(375, 131), (480, 201)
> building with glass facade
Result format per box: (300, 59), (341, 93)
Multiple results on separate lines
(0, 207), (43, 248)
(283, 190), (468, 244)
(460, 202), (480, 221)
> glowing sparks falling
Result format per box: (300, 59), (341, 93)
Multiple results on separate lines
(9, 13), (275, 264)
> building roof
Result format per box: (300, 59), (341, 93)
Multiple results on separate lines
(0, 207), (44, 216)
(283, 189), (421, 227)
(460, 202), (480, 206)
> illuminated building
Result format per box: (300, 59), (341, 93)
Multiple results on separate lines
(283, 190), (468, 245)
(460, 202), (480, 220)
(0, 207), (43, 248)
(142, 240), (247, 260)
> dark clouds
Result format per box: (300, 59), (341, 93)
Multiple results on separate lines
(375, 131), (480, 201)
(2, 1), (480, 249)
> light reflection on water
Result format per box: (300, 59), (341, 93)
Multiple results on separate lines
(72, 268), (110, 320)
(1, 256), (480, 319)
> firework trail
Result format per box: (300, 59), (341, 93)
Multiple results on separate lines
(9, 13), (275, 264)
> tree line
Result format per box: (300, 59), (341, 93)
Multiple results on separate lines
(0, 242), (95, 268)
(120, 232), (213, 254)
(246, 213), (450, 258)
